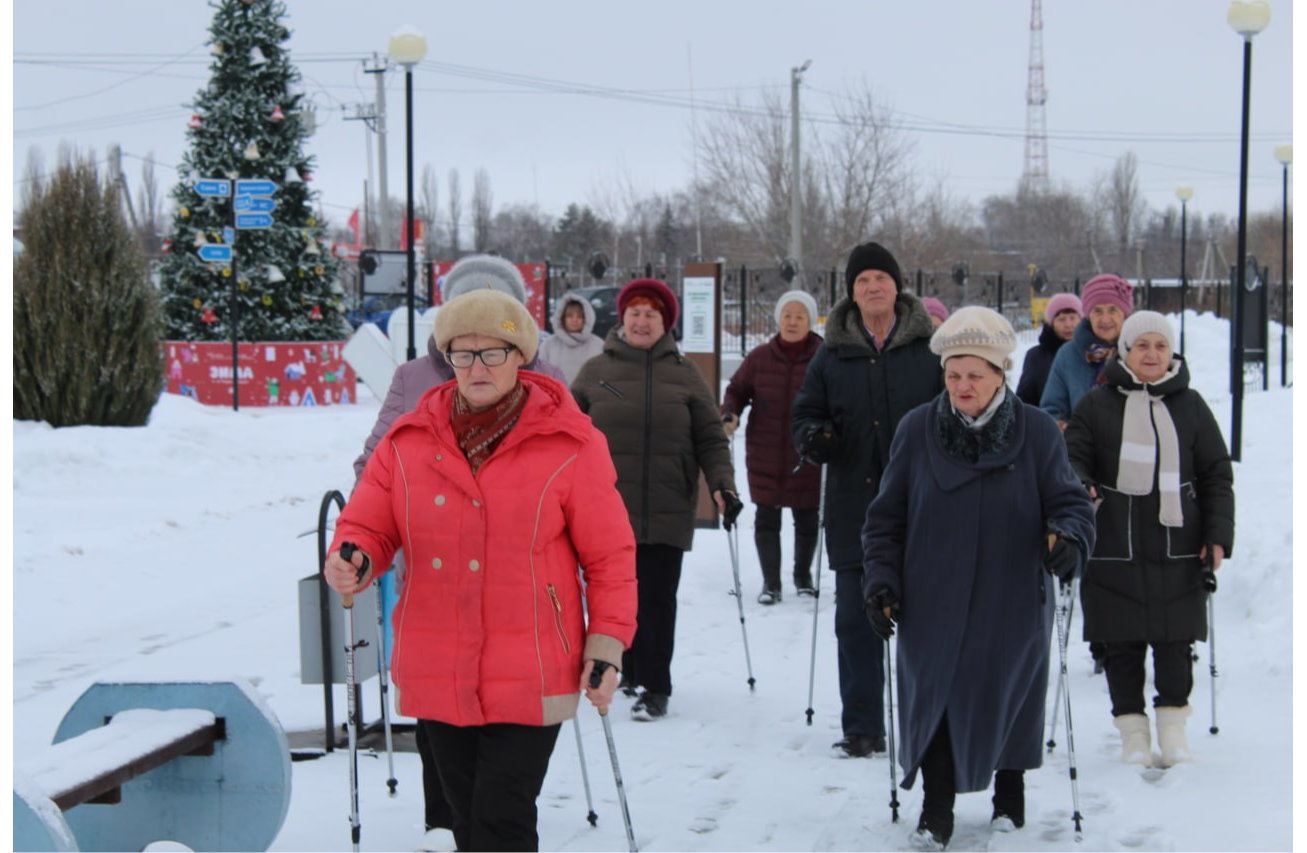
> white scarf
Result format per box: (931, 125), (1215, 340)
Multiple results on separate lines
(1116, 362), (1183, 527)
(953, 385), (1008, 431)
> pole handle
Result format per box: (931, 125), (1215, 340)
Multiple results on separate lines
(338, 542), (370, 609)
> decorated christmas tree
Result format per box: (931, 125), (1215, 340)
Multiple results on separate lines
(159, 0), (346, 341)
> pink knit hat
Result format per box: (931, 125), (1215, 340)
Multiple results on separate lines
(1044, 293), (1083, 325)
(921, 297), (950, 324)
(1080, 274), (1134, 317)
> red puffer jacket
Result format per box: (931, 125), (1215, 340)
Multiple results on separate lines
(332, 371), (637, 727)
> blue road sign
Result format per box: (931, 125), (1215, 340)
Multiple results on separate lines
(236, 213), (274, 230)
(235, 179), (277, 197)
(194, 179), (232, 198)
(235, 196), (277, 213)
(198, 244), (234, 263)
(222, 227), (236, 244)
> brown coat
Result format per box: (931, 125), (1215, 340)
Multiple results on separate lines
(573, 327), (736, 550)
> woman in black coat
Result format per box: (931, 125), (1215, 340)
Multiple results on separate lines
(1063, 311), (1234, 770)
(1015, 293), (1082, 406)
(722, 290), (823, 603)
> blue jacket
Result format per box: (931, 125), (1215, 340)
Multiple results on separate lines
(862, 391), (1096, 792)
(1039, 317), (1114, 422)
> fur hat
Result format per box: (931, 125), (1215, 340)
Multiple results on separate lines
(434, 288), (539, 363)
(921, 297), (950, 324)
(1080, 274), (1134, 318)
(1044, 292), (1084, 325)
(1119, 310), (1176, 353)
(617, 278), (680, 330)
(774, 290), (818, 328)
(441, 254), (528, 304)
(930, 306), (1018, 372)
(845, 242), (903, 298)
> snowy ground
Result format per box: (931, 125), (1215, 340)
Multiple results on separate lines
(12, 311), (1294, 851)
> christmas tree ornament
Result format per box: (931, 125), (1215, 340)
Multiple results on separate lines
(161, 239), (172, 253)
(269, 104), (286, 122)
(302, 170), (313, 181)
(309, 305), (323, 320)
(222, 267), (233, 278)
(283, 166), (302, 183)
(193, 298), (203, 309)
(302, 240), (320, 256)
(193, 233), (208, 247)
(243, 141), (261, 160)
(314, 264), (325, 275)
(180, 207), (190, 218)
(267, 264), (286, 283)
(298, 269), (305, 278)
(307, 217), (316, 226)
(188, 114), (203, 130)
(262, 294), (273, 306)
(239, 279), (251, 291)
(249, 46), (268, 67)
(211, 42), (225, 56)
(202, 306), (218, 323)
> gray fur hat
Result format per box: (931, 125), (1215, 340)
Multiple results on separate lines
(441, 254), (528, 304)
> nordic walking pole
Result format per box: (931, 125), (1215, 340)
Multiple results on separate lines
(1053, 577), (1084, 838)
(1046, 577), (1077, 752)
(589, 662), (637, 852)
(573, 717), (599, 827)
(804, 463), (828, 726)
(722, 490), (754, 690)
(884, 637), (901, 822)
(338, 542), (371, 853)
(371, 576), (398, 796)
(1203, 552), (1219, 735)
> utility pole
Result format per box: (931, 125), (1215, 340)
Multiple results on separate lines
(107, 145), (139, 231)
(790, 60), (811, 281)
(364, 54), (392, 249)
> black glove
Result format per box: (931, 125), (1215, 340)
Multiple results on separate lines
(721, 490), (745, 530)
(802, 422), (840, 465)
(864, 587), (900, 641)
(1043, 535), (1078, 582)
(1202, 546), (1218, 592)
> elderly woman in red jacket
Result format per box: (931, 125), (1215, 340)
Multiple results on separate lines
(324, 288), (637, 853)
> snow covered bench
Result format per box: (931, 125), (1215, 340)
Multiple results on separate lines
(14, 681), (291, 852)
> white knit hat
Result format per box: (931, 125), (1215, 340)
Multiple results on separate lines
(441, 254), (528, 304)
(774, 290), (818, 328)
(1119, 310), (1177, 353)
(930, 306), (1018, 371)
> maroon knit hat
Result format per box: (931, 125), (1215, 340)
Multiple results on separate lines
(618, 278), (680, 330)
(1080, 274), (1134, 317)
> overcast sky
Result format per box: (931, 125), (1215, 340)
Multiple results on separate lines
(11, 0), (1299, 243)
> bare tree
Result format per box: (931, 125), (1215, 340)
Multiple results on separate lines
(136, 151), (164, 255)
(420, 163), (440, 259)
(447, 168), (462, 258)
(1097, 151), (1146, 269)
(471, 167), (494, 253)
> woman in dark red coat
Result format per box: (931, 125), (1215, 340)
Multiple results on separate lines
(722, 290), (823, 603)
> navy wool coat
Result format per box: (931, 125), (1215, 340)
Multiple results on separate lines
(862, 392), (1096, 793)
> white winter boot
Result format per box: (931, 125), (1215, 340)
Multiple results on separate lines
(1155, 705), (1193, 766)
(1113, 713), (1152, 766)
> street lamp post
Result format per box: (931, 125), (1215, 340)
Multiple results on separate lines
(1226, 0), (1270, 462)
(1175, 186), (1194, 353)
(1274, 143), (1292, 387)
(388, 25), (428, 363)
(789, 60), (811, 284)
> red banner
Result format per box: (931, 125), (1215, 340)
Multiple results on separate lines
(430, 261), (547, 328)
(164, 340), (357, 407)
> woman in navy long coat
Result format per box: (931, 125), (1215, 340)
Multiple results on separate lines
(862, 307), (1096, 850)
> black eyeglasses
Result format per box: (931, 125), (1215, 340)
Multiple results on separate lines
(444, 346), (517, 369)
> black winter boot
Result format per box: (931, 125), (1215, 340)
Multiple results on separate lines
(991, 769), (1025, 830)
(755, 526), (783, 603)
(913, 717), (956, 850)
(793, 531), (819, 596)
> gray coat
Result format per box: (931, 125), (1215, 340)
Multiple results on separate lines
(573, 327), (736, 550)
(862, 391), (1096, 793)
(540, 291), (605, 386)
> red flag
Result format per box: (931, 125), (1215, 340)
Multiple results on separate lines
(347, 208), (360, 248)
(399, 218), (425, 251)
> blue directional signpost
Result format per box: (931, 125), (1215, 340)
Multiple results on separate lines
(235, 196), (277, 213)
(236, 213), (275, 230)
(194, 178), (232, 198)
(235, 179), (277, 197)
(197, 245), (234, 263)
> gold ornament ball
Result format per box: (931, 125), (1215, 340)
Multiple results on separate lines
(181, 207), (190, 218)
(221, 267), (232, 278)
(239, 279), (250, 291)
(262, 294), (273, 306)
(193, 297), (202, 309)
(307, 218), (316, 226)
(314, 264), (325, 275)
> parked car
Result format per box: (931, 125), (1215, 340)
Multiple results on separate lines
(345, 293), (431, 335)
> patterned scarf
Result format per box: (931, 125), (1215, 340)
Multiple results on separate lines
(1115, 364), (1183, 527)
(451, 380), (527, 475)
(1085, 342), (1116, 387)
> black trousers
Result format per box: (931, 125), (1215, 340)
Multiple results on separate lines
(1103, 640), (1195, 716)
(753, 504), (820, 577)
(621, 543), (684, 696)
(421, 720), (561, 852)
(415, 720), (454, 831)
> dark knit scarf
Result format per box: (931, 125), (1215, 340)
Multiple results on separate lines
(934, 389), (1017, 465)
(1085, 342), (1117, 387)
(451, 380), (527, 475)
(776, 335), (809, 361)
